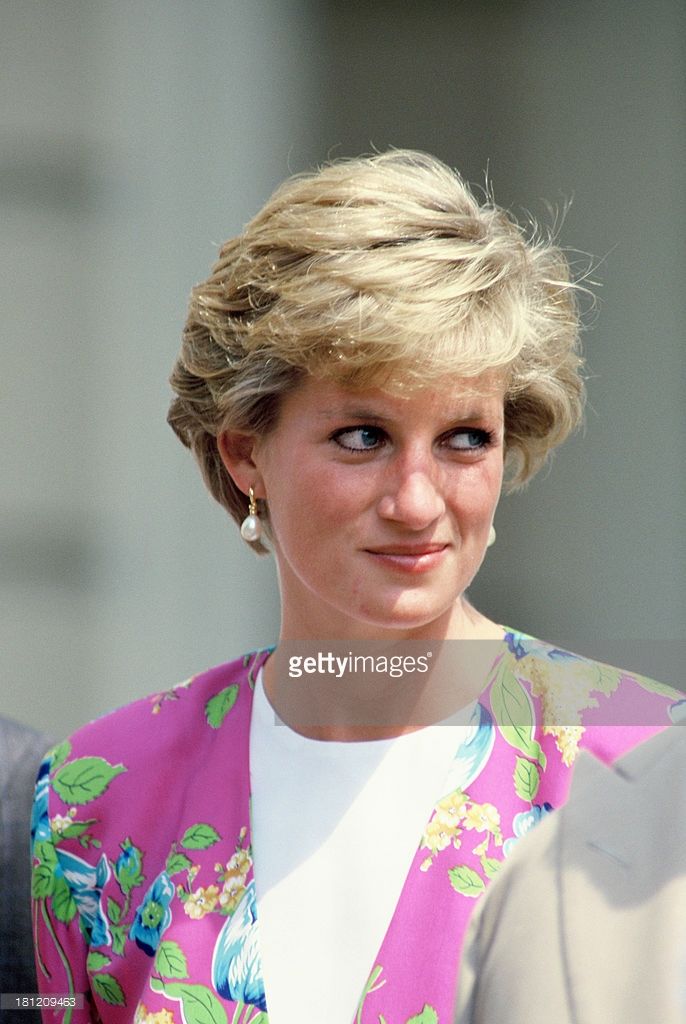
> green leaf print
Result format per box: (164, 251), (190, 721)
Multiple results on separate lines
(481, 856), (501, 879)
(150, 979), (227, 1024)
(91, 973), (126, 1006)
(166, 851), (193, 875)
(513, 756), (540, 802)
(49, 740), (71, 771)
(491, 666), (547, 769)
(205, 685), (239, 729)
(448, 865), (485, 897)
(110, 924), (126, 956)
(32, 840), (58, 898)
(34, 839), (57, 868)
(155, 940), (189, 980)
(406, 1007), (438, 1024)
(107, 897), (122, 924)
(52, 876), (78, 924)
(52, 757), (126, 805)
(86, 951), (111, 972)
(180, 824), (221, 850)
(55, 820), (95, 841)
(355, 965), (386, 1024)
(32, 862), (55, 900)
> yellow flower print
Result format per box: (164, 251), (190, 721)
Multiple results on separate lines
(435, 790), (468, 830)
(421, 817), (454, 855)
(183, 884), (220, 920)
(219, 879), (246, 914)
(50, 813), (73, 835)
(135, 1004), (176, 1024)
(522, 654), (617, 727)
(544, 724), (585, 766)
(222, 848), (252, 882)
(463, 802), (501, 834)
(216, 830), (252, 889)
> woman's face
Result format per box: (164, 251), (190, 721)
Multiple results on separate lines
(237, 375), (505, 640)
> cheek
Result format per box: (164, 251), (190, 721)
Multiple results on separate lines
(311, 466), (372, 519)
(450, 463), (502, 523)
(266, 466), (360, 549)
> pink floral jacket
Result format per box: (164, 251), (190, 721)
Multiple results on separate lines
(32, 632), (682, 1024)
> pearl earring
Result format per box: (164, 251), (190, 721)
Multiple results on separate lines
(487, 525), (496, 548)
(240, 487), (262, 543)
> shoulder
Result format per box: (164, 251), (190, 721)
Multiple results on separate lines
(36, 649), (270, 841)
(53, 649), (269, 769)
(614, 722), (686, 777)
(499, 628), (681, 763)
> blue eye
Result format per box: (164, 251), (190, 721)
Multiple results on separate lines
(332, 426), (384, 452)
(446, 429), (491, 451)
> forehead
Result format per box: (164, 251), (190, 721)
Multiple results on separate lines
(278, 372), (506, 423)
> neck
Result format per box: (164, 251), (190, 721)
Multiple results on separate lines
(262, 598), (505, 742)
(276, 595), (502, 644)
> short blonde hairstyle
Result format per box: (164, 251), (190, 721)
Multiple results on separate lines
(169, 150), (584, 552)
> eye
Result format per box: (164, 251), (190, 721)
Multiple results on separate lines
(444, 428), (493, 452)
(331, 426), (386, 452)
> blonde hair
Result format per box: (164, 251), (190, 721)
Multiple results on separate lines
(168, 150), (584, 552)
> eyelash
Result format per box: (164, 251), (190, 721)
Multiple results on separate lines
(330, 425), (495, 454)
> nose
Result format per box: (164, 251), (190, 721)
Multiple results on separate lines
(377, 462), (446, 530)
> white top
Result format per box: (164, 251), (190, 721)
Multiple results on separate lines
(249, 669), (472, 1024)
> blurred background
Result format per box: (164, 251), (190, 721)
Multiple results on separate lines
(2, 0), (684, 739)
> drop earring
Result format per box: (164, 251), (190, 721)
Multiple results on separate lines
(240, 487), (262, 543)
(487, 525), (496, 548)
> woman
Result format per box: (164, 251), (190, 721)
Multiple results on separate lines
(32, 151), (680, 1024)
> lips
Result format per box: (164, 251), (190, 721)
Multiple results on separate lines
(364, 543), (450, 573)
(365, 543), (449, 556)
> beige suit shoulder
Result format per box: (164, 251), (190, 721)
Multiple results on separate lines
(455, 728), (686, 1024)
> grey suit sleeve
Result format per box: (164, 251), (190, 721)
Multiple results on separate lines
(0, 718), (54, 1024)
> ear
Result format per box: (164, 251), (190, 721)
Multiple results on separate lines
(217, 431), (264, 498)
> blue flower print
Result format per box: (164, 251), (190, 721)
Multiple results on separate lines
(31, 757), (52, 853)
(505, 631), (583, 665)
(55, 848), (112, 947)
(114, 839), (143, 894)
(440, 702), (495, 797)
(212, 881), (266, 1010)
(130, 871), (174, 956)
(503, 803), (554, 857)
(504, 632), (528, 660)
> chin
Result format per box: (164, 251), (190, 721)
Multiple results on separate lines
(356, 597), (455, 633)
